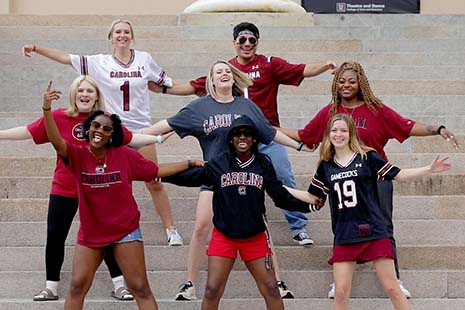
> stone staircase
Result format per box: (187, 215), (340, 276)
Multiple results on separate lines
(0, 13), (464, 309)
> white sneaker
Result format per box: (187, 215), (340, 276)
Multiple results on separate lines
(328, 283), (335, 299)
(398, 280), (411, 299)
(277, 281), (295, 299)
(175, 281), (197, 301)
(166, 227), (183, 246)
(292, 232), (314, 246)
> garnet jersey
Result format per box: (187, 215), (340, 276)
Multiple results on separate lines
(189, 55), (305, 127)
(167, 96), (276, 161)
(67, 143), (158, 247)
(298, 103), (415, 160)
(308, 151), (400, 245)
(70, 50), (173, 130)
(162, 152), (310, 239)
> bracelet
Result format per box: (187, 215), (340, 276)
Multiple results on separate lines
(187, 159), (193, 168)
(42, 106), (52, 111)
(162, 85), (168, 94)
(437, 125), (445, 135)
(156, 135), (163, 144)
(32, 44), (36, 52)
(296, 141), (304, 151)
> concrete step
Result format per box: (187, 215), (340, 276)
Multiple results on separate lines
(2, 298), (465, 310)
(0, 270), (463, 299)
(0, 171), (462, 199)
(1, 245), (465, 272)
(2, 219), (465, 247)
(0, 152), (463, 177)
(1, 195), (464, 222)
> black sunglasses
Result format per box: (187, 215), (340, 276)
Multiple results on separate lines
(237, 36), (257, 45)
(232, 128), (254, 138)
(91, 120), (113, 135)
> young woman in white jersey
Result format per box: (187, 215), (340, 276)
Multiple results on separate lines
(287, 114), (450, 310)
(22, 19), (182, 246)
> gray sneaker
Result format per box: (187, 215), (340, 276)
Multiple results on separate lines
(328, 283), (335, 299)
(292, 232), (314, 246)
(398, 280), (411, 299)
(175, 281), (197, 301)
(166, 227), (183, 246)
(277, 281), (295, 299)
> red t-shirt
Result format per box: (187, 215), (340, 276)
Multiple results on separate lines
(297, 104), (415, 160)
(67, 143), (158, 247)
(27, 108), (133, 197)
(189, 54), (305, 127)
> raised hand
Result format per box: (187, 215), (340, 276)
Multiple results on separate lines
(43, 81), (62, 110)
(22, 44), (36, 57)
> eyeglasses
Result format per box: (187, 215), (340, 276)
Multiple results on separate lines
(90, 120), (113, 135)
(237, 36), (257, 45)
(232, 129), (253, 138)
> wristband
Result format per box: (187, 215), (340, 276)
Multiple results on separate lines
(187, 159), (193, 168)
(32, 44), (36, 52)
(162, 85), (168, 94)
(156, 135), (163, 144)
(42, 106), (52, 111)
(437, 125), (445, 135)
(296, 142), (304, 151)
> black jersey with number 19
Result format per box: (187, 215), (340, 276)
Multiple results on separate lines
(308, 151), (400, 245)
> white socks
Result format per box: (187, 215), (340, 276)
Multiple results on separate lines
(112, 275), (125, 291)
(46, 280), (59, 296)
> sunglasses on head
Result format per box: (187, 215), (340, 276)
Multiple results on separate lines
(232, 128), (254, 138)
(90, 120), (113, 135)
(237, 36), (257, 45)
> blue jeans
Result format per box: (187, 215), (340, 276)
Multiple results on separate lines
(259, 141), (308, 237)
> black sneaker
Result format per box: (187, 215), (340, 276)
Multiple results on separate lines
(292, 232), (314, 246)
(175, 281), (197, 301)
(277, 281), (295, 299)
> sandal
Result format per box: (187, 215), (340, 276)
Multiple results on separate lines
(33, 288), (59, 301)
(111, 287), (134, 301)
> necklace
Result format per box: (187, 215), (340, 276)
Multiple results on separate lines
(341, 102), (363, 119)
(88, 147), (107, 175)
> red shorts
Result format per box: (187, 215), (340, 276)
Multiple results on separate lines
(328, 238), (394, 265)
(207, 227), (270, 262)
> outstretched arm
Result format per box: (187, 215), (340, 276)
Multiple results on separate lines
(284, 185), (325, 210)
(22, 44), (71, 65)
(303, 61), (337, 78)
(128, 132), (174, 148)
(409, 123), (459, 149)
(0, 126), (32, 140)
(42, 81), (67, 158)
(273, 130), (318, 152)
(139, 119), (174, 136)
(157, 159), (204, 178)
(394, 155), (451, 181)
(148, 80), (196, 96)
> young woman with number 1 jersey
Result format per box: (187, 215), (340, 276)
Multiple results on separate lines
(22, 19), (183, 247)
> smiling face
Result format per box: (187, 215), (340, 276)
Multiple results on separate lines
(329, 119), (350, 150)
(75, 80), (98, 113)
(88, 115), (113, 149)
(337, 69), (360, 103)
(212, 62), (234, 91)
(231, 126), (254, 156)
(234, 34), (258, 63)
(110, 22), (133, 49)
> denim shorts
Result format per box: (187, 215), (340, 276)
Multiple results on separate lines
(114, 227), (143, 243)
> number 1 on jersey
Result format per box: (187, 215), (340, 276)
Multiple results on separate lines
(120, 81), (130, 111)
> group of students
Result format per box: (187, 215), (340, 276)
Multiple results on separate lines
(1, 18), (457, 310)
